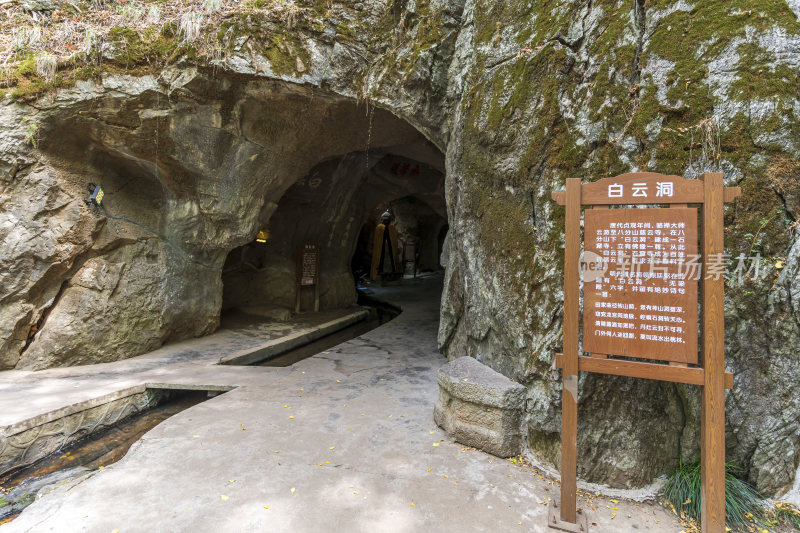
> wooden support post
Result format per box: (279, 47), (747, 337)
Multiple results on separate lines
(314, 250), (321, 312)
(701, 172), (726, 533)
(560, 178), (581, 524)
(295, 246), (302, 314)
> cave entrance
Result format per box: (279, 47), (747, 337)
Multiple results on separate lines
(217, 99), (445, 356)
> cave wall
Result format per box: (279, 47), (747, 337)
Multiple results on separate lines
(1, 0), (799, 498)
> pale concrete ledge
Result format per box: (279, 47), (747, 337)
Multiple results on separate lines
(218, 308), (371, 366)
(433, 356), (526, 458)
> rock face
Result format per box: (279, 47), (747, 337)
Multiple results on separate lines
(434, 356), (526, 457)
(1, 0), (799, 497)
(437, 0), (800, 498)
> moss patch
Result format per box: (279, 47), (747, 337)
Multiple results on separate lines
(105, 23), (184, 71)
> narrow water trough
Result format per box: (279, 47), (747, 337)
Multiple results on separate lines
(0, 386), (231, 523)
(225, 294), (401, 367)
(258, 301), (399, 367)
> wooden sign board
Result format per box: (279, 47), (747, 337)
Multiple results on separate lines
(300, 247), (319, 286)
(583, 208), (699, 363)
(549, 173), (741, 533)
(296, 245), (320, 312)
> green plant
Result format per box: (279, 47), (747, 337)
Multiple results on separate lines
(743, 207), (785, 258)
(662, 460), (767, 531)
(21, 117), (39, 148)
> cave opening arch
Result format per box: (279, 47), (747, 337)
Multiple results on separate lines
(13, 74), (447, 370)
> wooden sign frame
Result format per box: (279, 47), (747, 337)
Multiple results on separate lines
(295, 244), (320, 313)
(550, 172), (740, 533)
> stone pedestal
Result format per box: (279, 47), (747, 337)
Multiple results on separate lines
(434, 356), (525, 458)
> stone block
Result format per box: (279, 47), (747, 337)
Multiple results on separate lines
(434, 356), (525, 458)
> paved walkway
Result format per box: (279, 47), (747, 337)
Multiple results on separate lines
(2, 275), (681, 532)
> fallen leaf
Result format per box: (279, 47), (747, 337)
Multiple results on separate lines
(610, 499), (619, 504)
(329, 446), (336, 450)
(432, 443), (440, 447)
(220, 494), (229, 501)
(289, 416), (295, 419)
(336, 380), (341, 383)
(290, 488), (296, 494)
(264, 506), (270, 510)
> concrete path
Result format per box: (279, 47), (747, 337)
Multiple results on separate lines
(0, 307), (368, 427)
(2, 275), (682, 532)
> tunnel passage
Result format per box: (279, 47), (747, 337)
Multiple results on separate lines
(221, 149), (446, 317)
(7, 71), (447, 370)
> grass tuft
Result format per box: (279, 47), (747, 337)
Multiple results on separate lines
(179, 13), (204, 42)
(35, 54), (57, 83)
(662, 460), (767, 531)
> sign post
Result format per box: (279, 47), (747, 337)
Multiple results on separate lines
(549, 172), (740, 533)
(296, 244), (320, 313)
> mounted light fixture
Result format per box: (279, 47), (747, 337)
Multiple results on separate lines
(84, 183), (104, 207)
